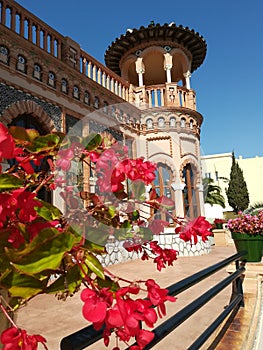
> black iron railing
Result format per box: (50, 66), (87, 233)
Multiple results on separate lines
(60, 251), (246, 350)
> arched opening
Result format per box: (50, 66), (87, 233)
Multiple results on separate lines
(182, 163), (200, 218)
(9, 115), (52, 203)
(143, 50), (166, 85)
(153, 163), (175, 224)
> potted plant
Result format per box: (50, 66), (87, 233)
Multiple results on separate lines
(213, 218), (226, 230)
(227, 211), (263, 262)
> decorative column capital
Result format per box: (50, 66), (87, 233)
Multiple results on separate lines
(163, 52), (173, 70)
(135, 57), (145, 74)
(164, 64), (172, 71)
(183, 71), (191, 79)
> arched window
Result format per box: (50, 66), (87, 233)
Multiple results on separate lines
(9, 115), (51, 203)
(158, 117), (165, 128)
(84, 91), (90, 105)
(48, 71), (56, 87)
(182, 163), (200, 218)
(61, 78), (68, 93)
(170, 117), (176, 127)
(94, 96), (99, 109)
(153, 163), (175, 223)
(17, 55), (27, 73)
(181, 117), (186, 128)
(33, 64), (42, 80)
(146, 118), (153, 130)
(103, 101), (108, 113)
(0, 45), (9, 64)
(73, 85), (80, 99)
(189, 119), (194, 129)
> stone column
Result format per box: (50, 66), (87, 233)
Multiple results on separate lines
(183, 71), (191, 89)
(164, 53), (173, 83)
(135, 57), (145, 87)
(171, 182), (186, 218)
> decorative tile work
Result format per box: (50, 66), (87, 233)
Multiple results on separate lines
(0, 83), (61, 130)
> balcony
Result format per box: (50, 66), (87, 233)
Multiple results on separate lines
(131, 83), (197, 110)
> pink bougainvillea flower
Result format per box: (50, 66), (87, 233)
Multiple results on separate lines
(0, 123), (15, 159)
(0, 327), (47, 350)
(178, 216), (212, 244)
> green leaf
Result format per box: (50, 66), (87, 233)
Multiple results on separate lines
(95, 276), (120, 292)
(6, 229), (75, 275)
(85, 253), (105, 280)
(45, 264), (83, 294)
(85, 227), (109, 245)
(121, 220), (132, 229)
(0, 174), (23, 190)
(9, 126), (39, 142)
(0, 270), (43, 299)
(26, 134), (60, 153)
(83, 240), (106, 254)
(83, 133), (102, 151)
(35, 200), (62, 221)
(108, 205), (116, 218)
(131, 210), (139, 221)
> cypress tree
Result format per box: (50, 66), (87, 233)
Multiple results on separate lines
(226, 152), (249, 213)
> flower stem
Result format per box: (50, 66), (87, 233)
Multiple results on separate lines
(0, 302), (17, 329)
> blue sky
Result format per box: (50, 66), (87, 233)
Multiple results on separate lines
(16, 0), (263, 158)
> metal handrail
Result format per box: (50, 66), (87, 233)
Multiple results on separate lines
(60, 251), (246, 350)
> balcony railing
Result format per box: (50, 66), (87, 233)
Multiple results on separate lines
(142, 83), (196, 110)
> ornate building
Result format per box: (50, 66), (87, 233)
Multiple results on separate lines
(0, 0), (207, 219)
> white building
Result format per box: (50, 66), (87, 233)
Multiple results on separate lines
(201, 153), (263, 219)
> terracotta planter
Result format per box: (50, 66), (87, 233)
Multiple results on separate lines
(231, 232), (263, 262)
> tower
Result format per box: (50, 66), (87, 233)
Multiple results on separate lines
(105, 22), (207, 218)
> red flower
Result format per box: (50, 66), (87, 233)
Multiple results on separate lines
(81, 287), (113, 325)
(146, 279), (176, 317)
(178, 216), (212, 244)
(136, 329), (155, 349)
(0, 123), (15, 160)
(148, 241), (178, 271)
(0, 327), (47, 350)
(12, 189), (42, 223)
(7, 227), (25, 248)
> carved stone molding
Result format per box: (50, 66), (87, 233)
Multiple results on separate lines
(146, 135), (172, 158)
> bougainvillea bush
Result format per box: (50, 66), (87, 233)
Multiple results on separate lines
(0, 122), (211, 349)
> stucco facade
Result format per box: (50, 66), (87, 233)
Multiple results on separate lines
(0, 0), (208, 220)
(201, 153), (263, 218)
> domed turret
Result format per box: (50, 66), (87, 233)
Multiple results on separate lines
(105, 22), (207, 88)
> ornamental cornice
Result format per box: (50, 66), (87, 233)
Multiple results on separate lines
(105, 23), (207, 76)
